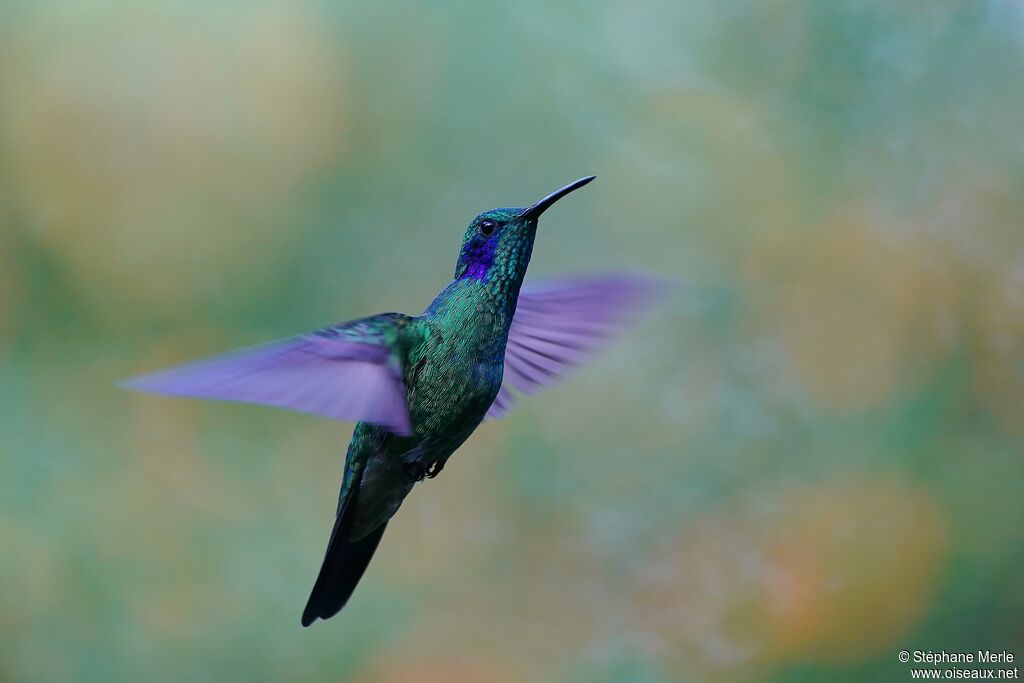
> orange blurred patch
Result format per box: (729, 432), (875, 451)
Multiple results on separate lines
(763, 477), (948, 662)
(633, 474), (948, 681)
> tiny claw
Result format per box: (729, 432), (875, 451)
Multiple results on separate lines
(425, 461), (445, 479)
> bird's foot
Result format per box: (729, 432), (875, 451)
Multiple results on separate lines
(403, 460), (445, 483)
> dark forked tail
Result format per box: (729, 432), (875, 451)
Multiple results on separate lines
(301, 485), (387, 627)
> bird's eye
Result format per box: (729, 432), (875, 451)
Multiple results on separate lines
(479, 220), (496, 236)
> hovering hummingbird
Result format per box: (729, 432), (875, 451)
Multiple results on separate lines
(123, 176), (662, 626)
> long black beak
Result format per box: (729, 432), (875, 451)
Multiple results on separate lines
(519, 176), (596, 222)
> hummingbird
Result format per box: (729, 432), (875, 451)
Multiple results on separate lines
(123, 176), (662, 626)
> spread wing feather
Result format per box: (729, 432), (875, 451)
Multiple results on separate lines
(122, 315), (413, 435)
(487, 273), (665, 418)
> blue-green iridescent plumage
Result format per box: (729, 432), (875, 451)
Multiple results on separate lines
(298, 204), (549, 625)
(337, 207), (537, 540)
(122, 176), (663, 627)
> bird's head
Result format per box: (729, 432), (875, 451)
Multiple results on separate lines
(454, 176), (596, 286)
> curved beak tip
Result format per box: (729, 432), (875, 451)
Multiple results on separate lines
(520, 175), (597, 221)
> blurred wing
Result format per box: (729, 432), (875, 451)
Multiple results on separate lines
(122, 316), (412, 435)
(487, 273), (665, 419)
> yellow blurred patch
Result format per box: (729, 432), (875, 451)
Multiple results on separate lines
(0, 1), (348, 314)
(968, 253), (1024, 437)
(743, 208), (962, 410)
(0, 246), (18, 349)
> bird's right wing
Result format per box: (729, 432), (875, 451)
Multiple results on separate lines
(121, 314), (413, 435)
(487, 273), (666, 419)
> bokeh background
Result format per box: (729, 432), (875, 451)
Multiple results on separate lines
(2, 1), (1023, 681)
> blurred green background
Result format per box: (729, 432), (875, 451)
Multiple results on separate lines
(2, 1), (1023, 681)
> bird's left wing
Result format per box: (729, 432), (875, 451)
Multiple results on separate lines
(487, 273), (666, 419)
(122, 314), (414, 435)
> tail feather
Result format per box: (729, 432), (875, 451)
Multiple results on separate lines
(301, 485), (387, 627)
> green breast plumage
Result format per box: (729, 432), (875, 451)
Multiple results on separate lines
(406, 279), (512, 439)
